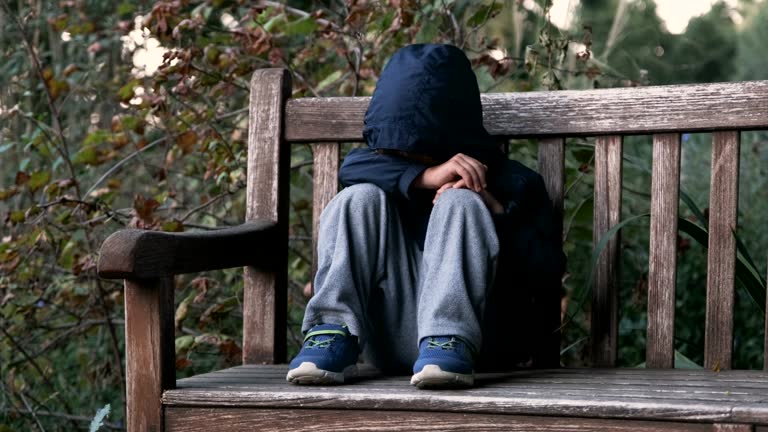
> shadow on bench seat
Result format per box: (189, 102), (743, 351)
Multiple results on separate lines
(165, 365), (768, 430)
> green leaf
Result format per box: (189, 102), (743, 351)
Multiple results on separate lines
(175, 292), (196, 331)
(117, 2), (135, 17)
(89, 404), (110, 432)
(0, 142), (14, 153)
(285, 17), (317, 36)
(572, 148), (594, 164)
(28, 171), (51, 192)
(175, 335), (195, 353)
(316, 70), (342, 93)
(10, 210), (25, 223)
(467, 2), (503, 27)
(74, 147), (99, 166)
(117, 80), (140, 102)
(263, 13), (285, 33)
(415, 20), (439, 43)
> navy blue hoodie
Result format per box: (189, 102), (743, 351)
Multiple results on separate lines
(339, 44), (566, 368)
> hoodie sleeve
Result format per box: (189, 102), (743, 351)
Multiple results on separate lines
(339, 148), (428, 199)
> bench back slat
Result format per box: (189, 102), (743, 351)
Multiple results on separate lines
(704, 131), (741, 370)
(646, 133), (682, 368)
(765, 258), (768, 371)
(537, 138), (566, 229)
(535, 138), (566, 366)
(243, 68), (291, 364)
(591, 135), (624, 367)
(311, 142), (340, 291)
(284, 81), (768, 142)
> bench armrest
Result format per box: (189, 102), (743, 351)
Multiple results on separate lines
(97, 220), (279, 279)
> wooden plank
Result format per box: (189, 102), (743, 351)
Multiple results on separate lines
(311, 142), (340, 291)
(178, 365), (768, 383)
(284, 81), (768, 142)
(533, 137), (565, 367)
(704, 131), (740, 371)
(244, 68), (292, 364)
(125, 277), (175, 432)
(592, 135), (623, 367)
(175, 374), (768, 395)
(713, 425), (754, 432)
(163, 388), (768, 423)
(166, 408), (715, 431)
(647, 133), (682, 368)
(164, 367), (768, 424)
(168, 382), (768, 403)
(765, 256), (768, 371)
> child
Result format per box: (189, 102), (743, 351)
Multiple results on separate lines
(286, 44), (565, 388)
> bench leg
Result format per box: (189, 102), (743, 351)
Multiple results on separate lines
(125, 278), (175, 432)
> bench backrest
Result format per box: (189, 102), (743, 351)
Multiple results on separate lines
(244, 68), (768, 369)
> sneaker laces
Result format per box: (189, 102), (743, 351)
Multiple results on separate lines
(303, 327), (348, 350)
(306, 335), (336, 349)
(427, 337), (459, 350)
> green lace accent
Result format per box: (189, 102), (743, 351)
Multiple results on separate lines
(427, 337), (458, 350)
(303, 329), (347, 349)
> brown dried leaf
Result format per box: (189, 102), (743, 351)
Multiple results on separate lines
(133, 194), (160, 223)
(176, 131), (197, 154)
(15, 172), (30, 186)
(175, 357), (192, 371)
(191, 277), (211, 303)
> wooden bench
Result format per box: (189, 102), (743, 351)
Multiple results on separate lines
(97, 68), (768, 431)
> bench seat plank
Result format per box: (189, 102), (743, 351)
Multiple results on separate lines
(163, 366), (768, 425)
(165, 407), (720, 431)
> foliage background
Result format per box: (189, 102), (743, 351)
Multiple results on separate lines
(1, 0), (766, 429)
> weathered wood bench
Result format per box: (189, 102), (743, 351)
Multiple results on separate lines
(98, 68), (768, 431)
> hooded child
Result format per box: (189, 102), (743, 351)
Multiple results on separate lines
(286, 44), (565, 388)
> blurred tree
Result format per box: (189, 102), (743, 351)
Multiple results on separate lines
(666, 1), (737, 84)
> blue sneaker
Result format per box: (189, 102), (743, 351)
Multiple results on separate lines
(411, 336), (474, 388)
(286, 324), (359, 384)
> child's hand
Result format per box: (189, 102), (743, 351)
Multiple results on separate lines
(433, 179), (505, 215)
(414, 153), (488, 192)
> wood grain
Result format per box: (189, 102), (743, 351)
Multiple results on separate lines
(704, 131), (740, 371)
(766, 255), (768, 371)
(592, 136), (623, 367)
(311, 142), (340, 291)
(538, 138), (565, 241)
(165, 408), (718, 431)
(125, 278), (175, 432)
(163, 366), (768, 425)
(284, 81), (768, 142)
(534, 137), (565, 367)
(647, 133), (682, 368)
(713, 425), (755, 432)
(244, 68), (292, 365)
(97, 221), (279, 279)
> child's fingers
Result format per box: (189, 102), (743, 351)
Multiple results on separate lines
(455, 154), (487, 190)
(433, 181), (456, 204)
(452, 178), (467, 189)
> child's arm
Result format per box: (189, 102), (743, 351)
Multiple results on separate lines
(339, 148), (428, 199)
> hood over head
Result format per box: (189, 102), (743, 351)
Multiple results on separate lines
(363, 44), (501, 164)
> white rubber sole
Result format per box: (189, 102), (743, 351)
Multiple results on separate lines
(410, 364), (474, 389)
(286, 362), (357, 385)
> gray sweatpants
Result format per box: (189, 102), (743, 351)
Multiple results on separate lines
(302, 183), (499, 372)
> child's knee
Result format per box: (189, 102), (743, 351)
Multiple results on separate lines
(335, 183), (388, 207)
(434, 188), (485, 213)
